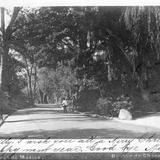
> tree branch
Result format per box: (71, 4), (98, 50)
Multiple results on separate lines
(8, 7), (21, 28)
(6, 7), (22, 35)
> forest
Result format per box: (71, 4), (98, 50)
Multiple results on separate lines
(1, 6), (160, 117)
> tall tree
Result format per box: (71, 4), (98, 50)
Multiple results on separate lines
(123, 7), (160, 92)
(0, 7), (21, 93)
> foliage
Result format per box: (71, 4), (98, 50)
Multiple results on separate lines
(96, 95), (134, 117)
(0, 90), (10, 114)
(1, 6), (160, 114)
(0, 89), (30, 115)
(96, 97), (113, 115)
(10, 92), (32, 110)
(123, 7), (160, 89)
(12, 7), (127, 93)
(112, 95), (134, 115)
(76, 88), (100, 111)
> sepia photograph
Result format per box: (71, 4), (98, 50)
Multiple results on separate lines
(1, 1), (160, 159)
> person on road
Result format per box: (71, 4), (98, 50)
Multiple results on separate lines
(72, 94), (77, 112)
(62, 98), (68, 113)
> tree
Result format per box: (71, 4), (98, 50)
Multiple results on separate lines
(0, 7), (21, 94)
(123, 7), (160, 101)
(12, 7), (129, 98)
(37, 62), (77, 103)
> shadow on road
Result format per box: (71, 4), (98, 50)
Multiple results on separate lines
(5, 116), (100, 123)
(133, 111), (160, 119)
(0, 128), (153, 139)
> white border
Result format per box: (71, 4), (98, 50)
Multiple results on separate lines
(1, 0), (160, 7)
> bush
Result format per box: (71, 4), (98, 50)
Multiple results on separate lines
(96, 97), (113, 115)
(96, 95), (134, 117)
(0, 90), (10, 114)
(10, 92), (33, 110)
(112, 95), (134, 116)
(0, 88), (33, 116)
(77, 88), (100, 112)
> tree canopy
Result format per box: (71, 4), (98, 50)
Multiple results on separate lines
(1, 6), (160, 113)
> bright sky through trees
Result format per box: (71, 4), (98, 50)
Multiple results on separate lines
(0, 7), (14, 29)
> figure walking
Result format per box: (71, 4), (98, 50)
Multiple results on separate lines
(62, 98), (68, 113)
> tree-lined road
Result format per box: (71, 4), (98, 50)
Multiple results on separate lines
(0, 104), (160, 138)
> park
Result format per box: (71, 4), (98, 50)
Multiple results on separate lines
(0, 6), (160, 139)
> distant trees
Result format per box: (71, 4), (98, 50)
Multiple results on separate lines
(37, 62), (77, 103)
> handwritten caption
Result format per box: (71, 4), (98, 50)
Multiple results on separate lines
(0, 134), (160, 153)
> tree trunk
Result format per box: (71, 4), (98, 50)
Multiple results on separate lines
(43, 94), (48, 104)
(0, 7), (5, 89)
(28, 73), (33, 102)
(0, 7), (21, 93)
(39, 88), (44, 103)
(0, 8), (12, 93)
(33, 65), (37, 100)
(0, 55), (2, 85)
(1, 46), (11, 93)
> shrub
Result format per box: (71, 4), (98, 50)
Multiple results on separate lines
(96, 95), (134, 117)
(10, 92), (32, 110)
(0, 90), (10, 114)
(0, 88), (32, 116)
(77, 88), (100, 112)
(96, 97), (113, 115)
(112, 95), (134, 116)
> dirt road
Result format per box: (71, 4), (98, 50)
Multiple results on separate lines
(0, 104), (159, 138)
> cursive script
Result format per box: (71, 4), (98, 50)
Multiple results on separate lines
(0, 133), (159, 154)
